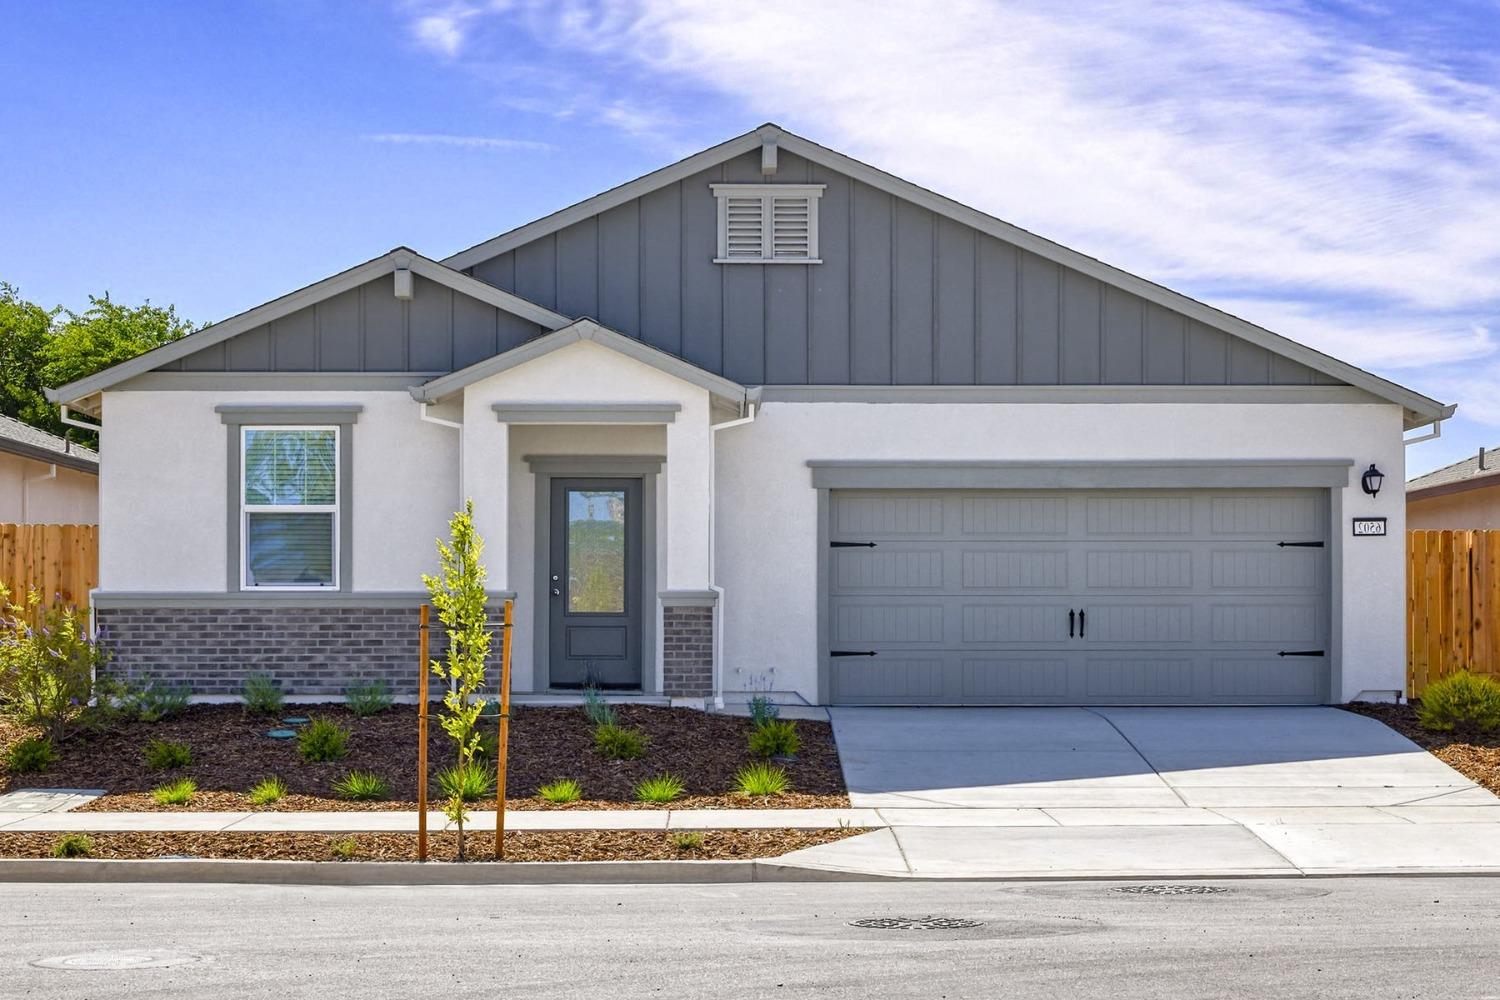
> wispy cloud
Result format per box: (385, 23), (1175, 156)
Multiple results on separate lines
(398, 0), (1500, 426)
(365, 132), (555, 151)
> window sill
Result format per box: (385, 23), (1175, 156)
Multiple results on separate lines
(713, 258), (823, 265)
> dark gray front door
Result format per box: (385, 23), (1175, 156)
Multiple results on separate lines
(549, 478), (642, 689)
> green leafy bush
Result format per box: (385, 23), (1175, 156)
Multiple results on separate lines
(5, 735), (55, 773)
(333, 770), (390, 801)
(343, 678), (392, 718)
(1418, 671), (1500, 733)
(538, 778), (582, 804)
(594, 723), (648, 760)
(748, 718), (801, 758)
(473, 728), (499, 759)
(734, 761), (789, 797)
(669, 831), (705, 852)
(0, 594), (109, 742)
(748, 695), (779, 728)
(120, 678), (191, 723)
(152, 777), (196, 805)
(582, 686), (616, 727)
(248, 776), (287, 805)
(240, 674), (284, 715)
(298, 717), (351, 762)
(51, 833), (94, 858)
(634, 773), (685, 804)
(142, 738), (192, 771)
(437, 761), (496, 803)
(330, 837), (358, 860)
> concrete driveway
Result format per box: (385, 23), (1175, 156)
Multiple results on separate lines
(774, 707), (1500, 878)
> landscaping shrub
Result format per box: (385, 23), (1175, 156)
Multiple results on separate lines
(734, 761), (790, 797)
(343, 678), (392, 717)
(748, 718), (801, 758)
(582, 686), (616, 727)
(0, 594), (109, 742)
(120, 678), (191, 723)
(747, 694), (779, 728)
(142, 738), (192, 771)
(5, 735), (55, 773)
(437, 761), (496, 803)
(50, 833), (94, 859)
(330, 837), (358, 860)
(297, 717), (351, 762)
(1418, 671), (1500, 733)
(240, 674), (284, 715)
(473, 728), (499, 759)
(333, 770), (390, 801)
(538, 778), (582, 804)
(152, 777), (196, 805)
(634, 773), (685, 804)
(248, 776), (287, 806)
(594, 722), (648, 760)
(670, 831), (705, 852)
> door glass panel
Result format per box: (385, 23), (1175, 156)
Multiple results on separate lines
(567, 489), (626, 613)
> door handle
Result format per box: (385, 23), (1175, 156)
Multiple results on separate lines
(1068, 609), (1075, 638)
(1078, 609), (1086, 638)
(551, 588), (561, 596)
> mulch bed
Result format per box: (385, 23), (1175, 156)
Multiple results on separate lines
(1342, 700), (1500, 796)
(0, 704), (848, 811)
(0, 828), (857, 862)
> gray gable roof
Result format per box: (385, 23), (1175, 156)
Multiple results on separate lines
(1408, 448), (1500, 499)
(0, 414), (98, 474)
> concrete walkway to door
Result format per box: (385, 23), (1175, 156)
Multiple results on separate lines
(773, 707), (1500, 878)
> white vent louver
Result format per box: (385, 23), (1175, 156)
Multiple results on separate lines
(712, 184), (824, 263)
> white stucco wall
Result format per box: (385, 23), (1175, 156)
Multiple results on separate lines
(713, 400), (1408, 704)
(99, 389), (459, 592)
(0, 452), (98, 524)
(1408, 488), (1500, 530)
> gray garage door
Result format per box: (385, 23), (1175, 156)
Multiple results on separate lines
(827, 489), (1329, 705)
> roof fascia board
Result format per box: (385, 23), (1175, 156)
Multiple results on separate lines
(752, 384), (1388, 405)
(46, 250), (569, 406)
(441, 130), (765, 271)
(1407, 476), (1500, 502)
(410, 319), (746, 406)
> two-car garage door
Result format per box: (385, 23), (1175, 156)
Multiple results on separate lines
(827, 489), (1330, 705)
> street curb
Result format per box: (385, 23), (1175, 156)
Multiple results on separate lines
(3, 858), (1499, 886)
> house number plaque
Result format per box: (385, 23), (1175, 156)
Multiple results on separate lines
(1352, 517), (1387, 537)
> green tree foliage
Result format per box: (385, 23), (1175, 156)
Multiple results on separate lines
(0, 283), (196, 443)
(422, 500), (494, 862)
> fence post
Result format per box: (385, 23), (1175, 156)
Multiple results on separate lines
(495, 598), (514, 861)
(417, 603), (430, 863)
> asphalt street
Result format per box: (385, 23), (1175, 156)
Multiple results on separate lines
(2, 877), (1498, 999)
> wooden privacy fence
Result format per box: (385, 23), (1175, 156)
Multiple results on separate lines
(0, 523), (99, 613)
(1408, 530), (1500, 696)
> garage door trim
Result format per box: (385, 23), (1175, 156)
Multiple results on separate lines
(808, 458), (1354, 491)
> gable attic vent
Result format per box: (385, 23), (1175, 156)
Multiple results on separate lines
(712, 184), (824, 263)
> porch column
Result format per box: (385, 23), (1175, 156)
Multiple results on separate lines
(661, 392), (716, 701)
(461, 392), (509, 592)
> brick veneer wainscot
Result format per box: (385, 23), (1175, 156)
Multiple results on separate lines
(662, 604), (713, 698)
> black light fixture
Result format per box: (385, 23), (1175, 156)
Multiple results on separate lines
(1361, 463), (1385, 497)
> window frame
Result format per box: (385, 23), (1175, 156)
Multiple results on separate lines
(239, 424), (340, 591)
(710, 183), (825, 264)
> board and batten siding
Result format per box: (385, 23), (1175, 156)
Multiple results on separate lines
(155, 273), (549, 375)
(465, 148), (1340, 389)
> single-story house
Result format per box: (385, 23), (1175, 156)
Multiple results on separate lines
(1408, 448), (1500, 530)
(0, 414), (98, 524)
(47, 124), (1453, 707)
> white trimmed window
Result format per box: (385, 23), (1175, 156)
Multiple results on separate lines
(711, 184), (824, 263)
(240, 426), (339, 589)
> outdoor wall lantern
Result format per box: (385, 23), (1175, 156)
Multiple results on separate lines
(1361, 464), (1385, 497)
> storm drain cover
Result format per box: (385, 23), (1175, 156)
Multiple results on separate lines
(31, 951), (211, 971)
(1112, 884), (1228, 896)
(849, 915), (985, 930)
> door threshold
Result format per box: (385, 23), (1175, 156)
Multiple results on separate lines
(513, 692), (668, 706)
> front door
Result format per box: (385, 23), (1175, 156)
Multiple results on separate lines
(548, 477), (642, 689)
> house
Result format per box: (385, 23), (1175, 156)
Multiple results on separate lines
(1408, 448), (1500, 530)
(46, 125), (1453, 707)
(0, 414), (98, 524)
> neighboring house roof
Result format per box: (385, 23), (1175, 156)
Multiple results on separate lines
(1407, 448), (1500, 501)
(45, 248), (572, 413)
(46, 124), (1453, 430)
(411, 318), (747, 407)
(0, 414), (99, 474)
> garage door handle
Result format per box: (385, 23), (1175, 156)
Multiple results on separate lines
(1277, 649), (1326, 657)
(1068, 609), (1075, 637)
(1078, 609), (1085, 638)
(831, 650), (878, 657)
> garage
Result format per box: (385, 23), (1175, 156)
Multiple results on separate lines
(826, 488), (1330, 705)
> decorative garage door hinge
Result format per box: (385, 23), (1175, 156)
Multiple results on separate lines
(1276, 540), (1325, 547)
(830, 541), (877, 548)
(830, 650), (878, 657)
(1277, 650), (1326, 657)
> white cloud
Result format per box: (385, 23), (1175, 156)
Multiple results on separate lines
(366, 132), (556, 151)
(412, 13), (469, 57)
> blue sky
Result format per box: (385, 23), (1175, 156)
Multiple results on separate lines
(4, 0), (1498, 475)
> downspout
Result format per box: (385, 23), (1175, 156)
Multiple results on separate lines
(418, 402), (464, 505)
(21, 463), (58, 523)
(707, 391), (759, 710)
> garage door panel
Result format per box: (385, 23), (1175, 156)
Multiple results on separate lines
(827, 488), (1329, 706)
